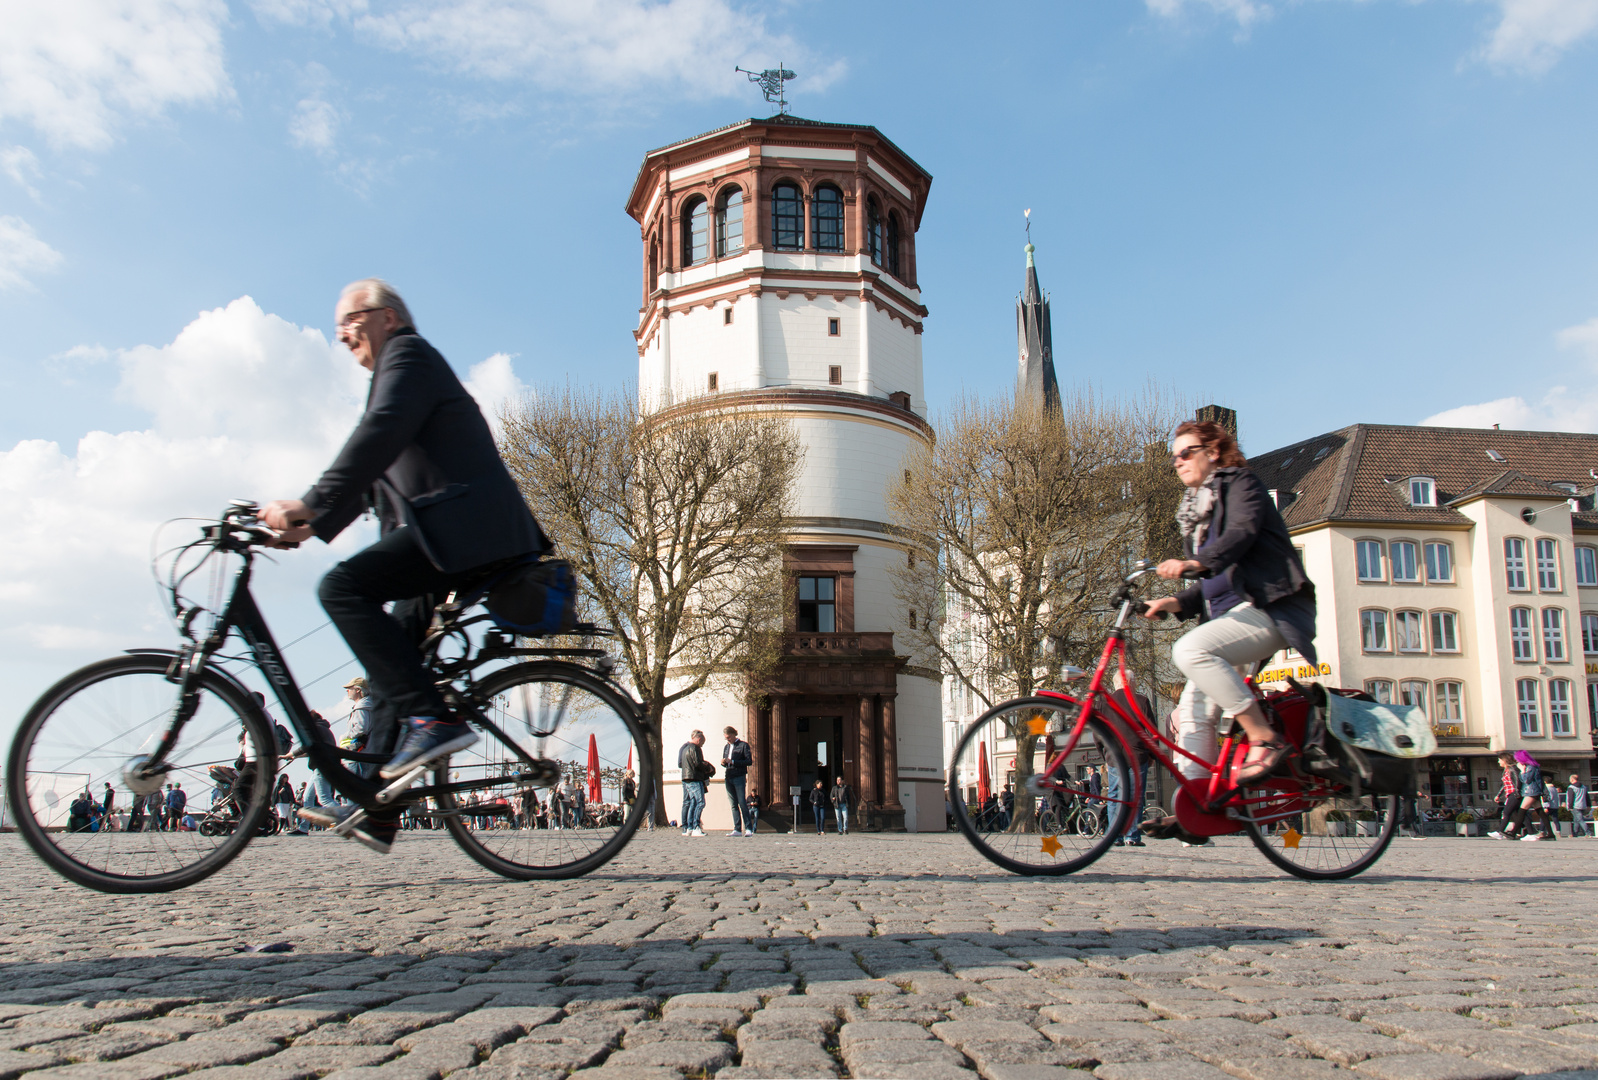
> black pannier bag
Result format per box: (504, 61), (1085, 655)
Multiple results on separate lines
(484, 557), (580, 636)
(1287, 680), (1418, 799)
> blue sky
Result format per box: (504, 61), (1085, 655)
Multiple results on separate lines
(2, 0), (1597, 747)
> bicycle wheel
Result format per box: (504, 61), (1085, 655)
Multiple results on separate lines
(437, 661), (653, 880)
(6, 654), (276, 893)
(1140, 801), (1166, 827)
(1244, 777), (1398, 880)
(1075, 807), (1101, 837)
(949, 697), (1133, 875)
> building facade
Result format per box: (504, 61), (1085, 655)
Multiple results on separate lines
(624, 115), (945, 832)
(1249, 424), (1598, 810)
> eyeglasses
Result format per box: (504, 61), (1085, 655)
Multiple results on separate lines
(338, 306), (385, 329)
(1170, 445), (1206, 465)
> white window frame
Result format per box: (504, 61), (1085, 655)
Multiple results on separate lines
(1390, 541), (1420, 583)
(1550, 679), (1575, 737)
(1429, 610), (1460, 653)
(1510, 606), (1536, 661)
(1542, 607), (1568, 663)
(1537, 537), (1561, 592)
(1394, 609), (1426, 653)
(1356, 539), (1385, 583)
(1408, 477), (1436, 507)
(1360, 609), (1390, 653)
(1583, 612), (1598, 656)
(1589, 681), (1598, 733)
(1365, 679), (1394, 704)
(1424, 541), (1454, 584)
(1505, 537), (1529, 591)
(1517, 678), (1542, 736)
(1398, 679), (1428, 716)
(1435, 680), (1464, 723)
(1576, 545), (1598, 588)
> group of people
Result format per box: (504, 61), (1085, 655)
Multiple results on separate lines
(69, 782), (189, 833)
(1489, 750), (1591, 841)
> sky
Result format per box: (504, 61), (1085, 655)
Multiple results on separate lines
(2, 0), (1598, 772)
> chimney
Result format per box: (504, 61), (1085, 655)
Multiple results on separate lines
(1195, 404), (1237, 440)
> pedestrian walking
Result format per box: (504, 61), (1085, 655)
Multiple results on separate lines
(745, 783), (761, 834)
(1110, 674), (1153, 847)
(678, 730), (712, 836)
(721, 726), (755, 836)
(1492, 751), (1517, 834)
(273, 775), (297, 834)
(1490, 750), (1557, 840)
(1569, 775), (1590, 838)
(809, 780), (827, 834)
(101, 782), (117, 832)
(830, 776), (853, 834)
(341, 677), (374, 778)
(164, 783), (186, 831)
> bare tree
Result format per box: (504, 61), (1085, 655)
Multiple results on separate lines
(889, 388), (1189, 823)
(499, 388), (802, 823)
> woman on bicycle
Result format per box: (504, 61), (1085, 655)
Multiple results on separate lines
(1142, 420), (1317, 791)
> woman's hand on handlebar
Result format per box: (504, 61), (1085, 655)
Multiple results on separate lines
(259, 499), (314, 546)
(1142, 596), (1181, 620)
(1156, 558), (1203, 580)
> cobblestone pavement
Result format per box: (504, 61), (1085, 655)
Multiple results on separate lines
(1, 829), (1596, 1080)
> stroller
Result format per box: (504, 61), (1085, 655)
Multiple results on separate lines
(198, 764), (278, 837)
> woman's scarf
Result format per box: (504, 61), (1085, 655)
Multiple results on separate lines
(1175, 473), (1221, 548)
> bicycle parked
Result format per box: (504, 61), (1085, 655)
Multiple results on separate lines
(949, 560), (1400, 881)
(5, 503), (655, 893)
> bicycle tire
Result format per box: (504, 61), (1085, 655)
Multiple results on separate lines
(1244, 782), (1398, 881)
(1076, 807), (1101, 837)
(6, 654), (276, 893)
(438, 661), (653, 880)
(949, 697), (1133, 876)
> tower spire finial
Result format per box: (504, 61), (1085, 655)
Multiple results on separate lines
(1024, 208), (1034, 266)
(735, 63), (797, 115)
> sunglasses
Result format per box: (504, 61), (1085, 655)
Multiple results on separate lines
(1170, 445), (1206, 465)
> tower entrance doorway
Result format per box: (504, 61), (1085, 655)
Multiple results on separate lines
(795, 716), (843, 824)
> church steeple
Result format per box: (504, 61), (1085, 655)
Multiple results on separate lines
(1016, 239), (1059, 411)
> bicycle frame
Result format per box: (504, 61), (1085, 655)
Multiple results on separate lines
(1031, 564), (1343, 836)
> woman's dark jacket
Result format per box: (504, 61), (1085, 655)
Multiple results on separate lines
(1173, 466), (1318, 664)
(1519, 763), (1545, 799)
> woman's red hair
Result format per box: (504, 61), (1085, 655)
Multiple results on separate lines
(1173, 420), (1246, 468)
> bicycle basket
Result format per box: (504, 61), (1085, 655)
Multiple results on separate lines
(483, 558), (579, 636)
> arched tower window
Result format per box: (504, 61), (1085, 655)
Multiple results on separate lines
(648, 237), (659, 293)
(681, 196), (709, 266)
(772, 182), (803, 250)
(812, 185), (844, 252)
(715, 187), (743, 258)
(867, 196), (885, 267)
(886, 211), (903, 276)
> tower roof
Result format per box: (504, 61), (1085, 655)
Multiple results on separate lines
(1016, 242), (1059, 410)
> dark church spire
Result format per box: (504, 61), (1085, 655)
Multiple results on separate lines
(1016, 232), (1059, 411)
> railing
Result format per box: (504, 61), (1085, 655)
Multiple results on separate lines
(783, 632), (895, 656)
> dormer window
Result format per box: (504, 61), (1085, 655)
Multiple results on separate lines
(1408, 477), (1436, 507)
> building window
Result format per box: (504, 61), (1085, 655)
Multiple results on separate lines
(828, 365), (842, 385)
(1550, 679), (1574, 736)
(1505, 537), (1529, 591)
(771, 183), (803, 251)
(1536, 537), (1560, 591)
(1391, 541), (1419, 583)
(1429, 610), (1460, 653)
(1394, 609), (1425, 652)
(812, 185), (844, 253)
(1365, 679), (1394, 704)
(715, 187), (743, 258)
(828, 318), (840, 336)
(1408, 477), (1436, 507)
(1510, 606), (1535, 661)
(1361, 609), (1390, 652)
(1589, 681), (1598, 733)
(1399, 679), (1428, 715)
(1356, 540), (1385, 582)
(886, 211), (903, 276)
(1424, 541), (1453, 583)
(867, 196), (885, 266)
(707, 372), (718, 392)
(1577, 545), (1598, 587)
(1435, 681), (1464, 722)
(1542, 607), (1568, 661)
(682, 196), (709, 265)
(1517, 678), (1542, 735)
(723, 307), (733, 325)
(796, 576), (835, 632)
(1583, 612), (1598, 655)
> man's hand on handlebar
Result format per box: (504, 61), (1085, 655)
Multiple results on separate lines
(1155, 558), (1203, 580)
(1141, 596), (1181, 620)
(260, 499), (314, 546)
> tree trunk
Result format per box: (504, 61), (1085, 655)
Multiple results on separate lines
(643, 701), (670, 827)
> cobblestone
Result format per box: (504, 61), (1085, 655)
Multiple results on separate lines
(3, 832), (1598, 1078)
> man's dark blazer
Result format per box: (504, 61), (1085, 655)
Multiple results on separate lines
(301, 330), (547, 573)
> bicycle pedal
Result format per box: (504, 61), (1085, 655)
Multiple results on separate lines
(375, 765), (429, 805)
(331, 807), (368, 836)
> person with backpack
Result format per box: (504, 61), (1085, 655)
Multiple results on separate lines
(164, 783), (187, 830)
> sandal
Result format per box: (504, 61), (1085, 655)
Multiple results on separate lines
(1234, 739), (1296, 787)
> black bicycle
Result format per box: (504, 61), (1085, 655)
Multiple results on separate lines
(5, 502), (655, 893)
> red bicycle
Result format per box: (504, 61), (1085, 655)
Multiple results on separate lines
(948, 560), (1397, 881)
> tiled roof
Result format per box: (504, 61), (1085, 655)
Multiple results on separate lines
(1248, 424), (1598, 532)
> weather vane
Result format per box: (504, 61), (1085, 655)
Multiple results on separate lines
(735, 63), (796, 115)
(1025, 208), (1033, 243)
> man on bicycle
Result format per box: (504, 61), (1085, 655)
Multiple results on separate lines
(262, 278), (548, 852)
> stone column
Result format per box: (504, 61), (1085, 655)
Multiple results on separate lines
(771, 695), (788, 816)
(882, 694), (901, 811)
(857, 695), (876, 807)
(755, 700), (770, 811)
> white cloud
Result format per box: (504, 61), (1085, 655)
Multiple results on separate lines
(1556, 315), (1598, 357)
(352, 0), (842, 101)
(1, 145), (42, 199)
(288, 97), (340, 153)
(463, 352), (528, 443)
(1477, 0), (1598, 74)
(1420, 313), (1598, 432)
(0, 0), (231, 152)
(0, 216), (64, 290)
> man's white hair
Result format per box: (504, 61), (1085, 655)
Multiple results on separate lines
(342, 277), (414, 328)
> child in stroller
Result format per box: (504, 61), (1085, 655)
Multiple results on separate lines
(197, 764), (275, 836)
